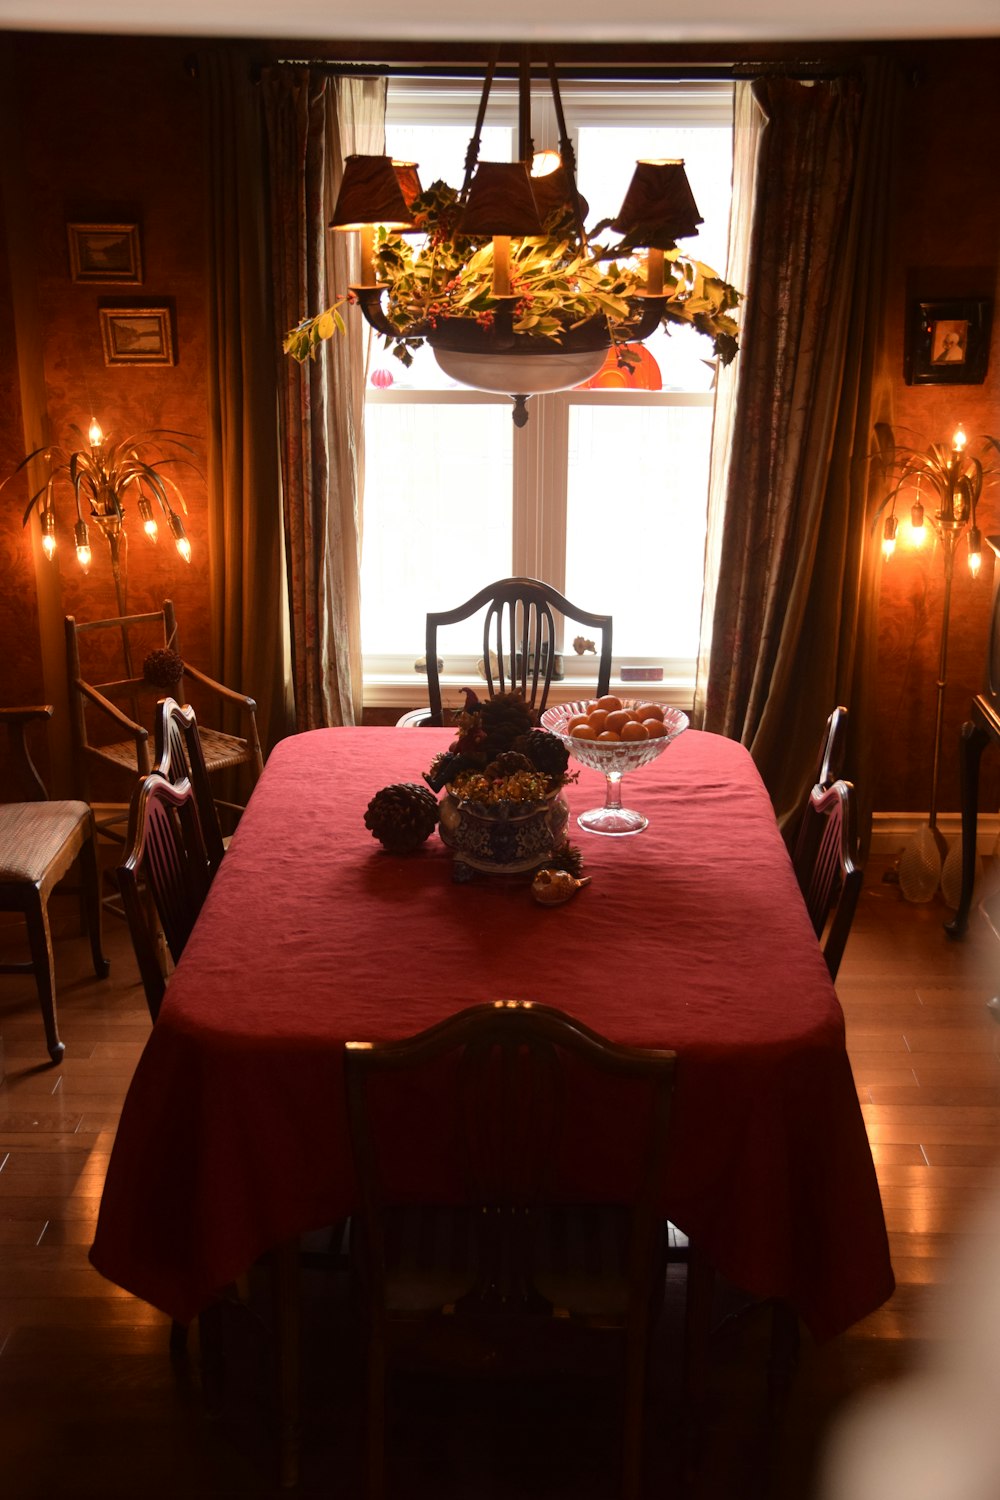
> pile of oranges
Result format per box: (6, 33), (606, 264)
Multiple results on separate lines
(565, 696), (670, 743)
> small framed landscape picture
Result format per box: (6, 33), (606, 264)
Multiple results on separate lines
(67, 223), (142, 284)
(99, 306), (175, 366)
(905, 297), (993, 385)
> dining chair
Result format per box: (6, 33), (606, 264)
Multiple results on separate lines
(117, 772), (214, 1022)
(344, 998), (676, 1500)
(153, 697), (227, 874)
(792, 778), (864, 980)
(396, 577), (613, 727)
(64, 600), (263, 842)
(0, 705), (110, 1062)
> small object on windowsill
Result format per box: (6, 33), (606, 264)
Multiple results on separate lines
(572, 635), (596, 656)
(621, 666), (664, 682)
(414, 657), (444, 675)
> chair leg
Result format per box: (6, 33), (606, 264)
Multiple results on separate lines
(80, 831), (111, 980)
(680, 1246), (714, 1485)
(23, 894), (64, 1063)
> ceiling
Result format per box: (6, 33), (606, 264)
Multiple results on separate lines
(0, 0), (998, 44)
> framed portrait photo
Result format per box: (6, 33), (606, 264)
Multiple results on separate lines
(905, 297), (993, 385)
(67, 223), (142, 284)
(99, 306), (175, 366)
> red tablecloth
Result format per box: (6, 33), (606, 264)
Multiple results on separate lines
(90, 727), (893, 1339)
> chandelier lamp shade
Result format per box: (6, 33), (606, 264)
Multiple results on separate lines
(287, 52), (742, 424)
(4, 418), (197, 617)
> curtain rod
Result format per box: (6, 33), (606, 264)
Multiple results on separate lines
(274, 60), (852, 84)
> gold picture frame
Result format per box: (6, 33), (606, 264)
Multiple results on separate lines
(99, 306), (175, 366)
(67, 222), (142, 284)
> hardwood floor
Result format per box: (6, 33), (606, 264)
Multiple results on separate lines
(1, 853), (999, 1498)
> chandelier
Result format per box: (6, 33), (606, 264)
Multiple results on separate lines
(285, 55), (742, 425)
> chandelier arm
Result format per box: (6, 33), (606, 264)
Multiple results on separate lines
(616, 295), (669, 343)
(546, 60), (588, 250)
(518, 52), (534, 163)
(461, 50), (499, 203)
(354, 285), (431, 341)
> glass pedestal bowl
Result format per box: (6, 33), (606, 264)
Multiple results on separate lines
(540, 701), (689, 836)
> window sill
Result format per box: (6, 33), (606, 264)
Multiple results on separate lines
(362, 673), (696, 712)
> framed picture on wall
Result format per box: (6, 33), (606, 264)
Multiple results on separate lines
(99, 306), (175, 366)
(905, 297), (993, 385)
(67, 223), (142, 284)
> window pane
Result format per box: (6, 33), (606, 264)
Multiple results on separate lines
(564, 404), (712, 662)
(361, 402), (513, 659)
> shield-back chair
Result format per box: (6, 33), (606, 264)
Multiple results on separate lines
(153, 697), (227, 874)
(792, 778), (864, 980)
(397, 577), (613, 727)
(344, 999), (676, 1500)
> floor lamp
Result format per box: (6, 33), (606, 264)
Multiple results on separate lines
(879, 424), (985, 903)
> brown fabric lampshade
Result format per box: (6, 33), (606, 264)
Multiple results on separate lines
(530, 157), (589, 226)
(329, 155), (422, 231)
(458, 162), (543, 237)
(611, 159), (703, 248)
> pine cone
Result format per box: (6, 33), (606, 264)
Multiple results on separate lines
(364, 782), (439, 853)
(478, 690), (537, 757)
(512, 728), (570, 779)
(485, 751), (533, 778)
(143, 647), (184, 693)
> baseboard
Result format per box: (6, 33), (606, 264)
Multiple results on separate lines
(871, 810), (1000, 856)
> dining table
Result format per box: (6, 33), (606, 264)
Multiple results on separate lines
(90, 724), (894, 1342)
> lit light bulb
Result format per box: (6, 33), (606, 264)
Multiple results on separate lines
(88, 417), (104, 449)
(137, 495), (159, 542)
(167, 510), (192, 562)
(41, 509), (57, 560)
(74, 519), (91, 569)
(531, 149), (561, 178)
(969, 525), (983, 577)
(909, 498), (926, 547)
(953, 424), (967, 453)
(882, 513), (898, 559)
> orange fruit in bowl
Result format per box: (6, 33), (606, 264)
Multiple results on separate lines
(597, 729), (621, 741)
(596, 694), (623, 713)
(606, 709), (633, 734)
(566, 713), (591, 731)
(571, 723), (597, 740)
(586, 709), (609, 733)
(636, 703), (665, 722)
(621, 720), (649, 741)
(644, 718), (670, 738)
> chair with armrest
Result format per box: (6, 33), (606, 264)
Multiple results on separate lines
(153, 697), (226, 875)
(792, 778), (864, 980)
(344, 998), (676, 1500)
(117, 773), (213, 1023)
(396, 577), (613, 727)
(0, 705), (109, 1062)
(64, 599), (263, 839)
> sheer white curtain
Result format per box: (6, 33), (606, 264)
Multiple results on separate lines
(693, 82), (765, 727)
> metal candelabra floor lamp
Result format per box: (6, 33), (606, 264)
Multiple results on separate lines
(877, 422), (991, 904)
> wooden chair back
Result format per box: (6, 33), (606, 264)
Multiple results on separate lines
(419, 577), (613, 726)
(153, 697), (226, 873)
(793, 778), (863, 980)
(345, 999), (675, 1499)
(64, 599), (262, 819)
(117, 774), (213, 1021)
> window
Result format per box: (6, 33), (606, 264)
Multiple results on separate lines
(361, 79), (734, 710)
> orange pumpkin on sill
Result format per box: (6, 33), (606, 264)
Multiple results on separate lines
(577, 343), (663, 391)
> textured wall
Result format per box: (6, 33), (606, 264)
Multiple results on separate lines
(0, 31), (211, 791)
(875, 42), (1000, 814)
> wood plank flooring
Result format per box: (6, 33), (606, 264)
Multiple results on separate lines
(1, 854), (999, 1498)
